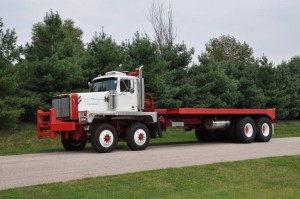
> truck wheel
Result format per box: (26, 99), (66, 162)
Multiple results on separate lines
(61, 136), (86, 151)
(235, 117), (256, 143)
(91, 124), (118, 153)
(227, 119), (238, 143)
(195, 127), (212, 142)
(255, 117), (272, 142)
(148, 125), (157, 138)
(126, 123), (150, 150)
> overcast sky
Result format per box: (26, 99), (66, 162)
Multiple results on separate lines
(1, 0), (299, 65)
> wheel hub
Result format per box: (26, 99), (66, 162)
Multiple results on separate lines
(244, 123), (253, 138)
(134, 129), (147, 146)
(261, 123), (270, 137)
(104, 134), (111, 142)
(138, 132), (144, 141)
(99, 130), (114, 148)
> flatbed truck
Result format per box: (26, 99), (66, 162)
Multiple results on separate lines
(37, 66), (275, 153)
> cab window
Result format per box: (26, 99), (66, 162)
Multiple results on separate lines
(120, 79), (131, 92)
(90, 78), (117, 92)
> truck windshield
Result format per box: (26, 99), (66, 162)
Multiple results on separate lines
(90, 77), (117, 92)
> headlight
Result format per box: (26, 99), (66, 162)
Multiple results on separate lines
(80, 117), (87, 122)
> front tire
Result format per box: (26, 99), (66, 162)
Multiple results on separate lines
(61, 136), (86, 151)
(235, 117), (256, 143)
(255, 117), (272, 142)
(126, 123), (150, 150)
(91, 124), (118, 153)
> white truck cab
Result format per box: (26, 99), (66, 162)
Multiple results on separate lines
(53, 66), (155, 124)
(87, 71), (139, 112)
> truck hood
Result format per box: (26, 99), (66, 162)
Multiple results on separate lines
(77, 92), (109, 112)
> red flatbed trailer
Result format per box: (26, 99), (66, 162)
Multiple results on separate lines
(156, 108), (275, 125)
(155, 108), (275, 144)
(156, 108), (275, 119)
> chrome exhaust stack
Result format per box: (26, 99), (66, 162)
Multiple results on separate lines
(138, 65), (145, 111)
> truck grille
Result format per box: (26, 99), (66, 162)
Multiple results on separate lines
(52, 95), (70, 118)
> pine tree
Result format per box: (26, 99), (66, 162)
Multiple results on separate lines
(0, 18), (23, 127)
(20, 11), (86, 119)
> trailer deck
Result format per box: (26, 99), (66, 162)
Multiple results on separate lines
(156, 108), (275, 120)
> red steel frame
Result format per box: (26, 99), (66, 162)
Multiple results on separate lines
(155, 108), (276, 128)
(37, 107), (275, 139)
(37, 108), (77, 139)
(155, 108), (275, 119)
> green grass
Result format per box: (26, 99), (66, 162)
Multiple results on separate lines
(0, 120), (299, 155)
(0, 123), (62, 155)
(274, 120), (300, 138)
(0, 155), (299, 198)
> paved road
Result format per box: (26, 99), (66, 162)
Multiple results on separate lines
(1, 137), (300, 190)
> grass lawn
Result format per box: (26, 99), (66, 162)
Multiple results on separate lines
(0, 155), (299, 198)
(0, 120), (299, 155)
(0, 123), (62, 155)
(273, 120), (300, 137)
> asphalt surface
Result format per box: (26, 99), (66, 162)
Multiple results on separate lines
(1, 137), (300, 191)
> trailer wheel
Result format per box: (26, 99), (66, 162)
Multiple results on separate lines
(255, 117), (272, 142)
(126, 123), (150, 150)
(227, 119), (238, 143)
(195, 127), (212, 142)
(91, 124), (118, 153)
(235, 117), (256, 143)
(61, 136), (86, 151)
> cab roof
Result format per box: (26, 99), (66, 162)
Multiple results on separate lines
(92, 71), (137, 82)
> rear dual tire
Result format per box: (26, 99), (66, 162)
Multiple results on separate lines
(235, 117), (256, 143)
(255, 117), (272, 142)
(196, 117), (272, 144)
(194, 118), (257, 143)
(234, 117), (272, 143)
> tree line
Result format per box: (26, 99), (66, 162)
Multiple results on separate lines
(0, 11), (300, 128)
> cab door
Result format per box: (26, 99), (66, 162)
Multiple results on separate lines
(117, 78), (138, 112)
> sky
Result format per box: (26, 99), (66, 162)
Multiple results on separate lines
(1, 0), (299, 65)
